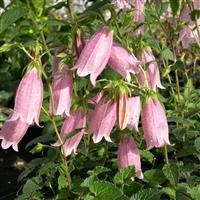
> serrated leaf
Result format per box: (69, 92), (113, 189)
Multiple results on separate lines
(130, 188), (162, 200)
(191, 185), (200, 200)
(81, 176), (97, 188)
(140, 150), (154, 163)
(0, 8), (26, 33)
(88, 166), (111, 176)
(162, 164), (179, 186)
(169, 0), (179, 16)
(162, 48), (174, 61)
(144, 169), (166, 186)
(162, 187), (176, 200)
(58, 175), (68, 190)
(89, 181), (128, 200)
(114, 166), (134, 185)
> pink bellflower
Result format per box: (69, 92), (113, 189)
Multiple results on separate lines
(49, 65), (73, 117)
(108, 44), (140, 82)
(75, 27), (113, 86)
(118, 135), (143, 179)
(141, 97), (171, 150)
(137, 49), (164, 90)
(53, 108), (86, 157)
(12, 67), (43, 126)
(0, 116), (29, 151)
(89, 97), (117, 143)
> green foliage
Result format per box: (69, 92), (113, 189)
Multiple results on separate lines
(0, 0), (200, 199)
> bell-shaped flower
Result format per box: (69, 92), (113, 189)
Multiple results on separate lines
(49, 65), (73, 116)
(179, 26), (199, 48)
(137, 49), (164, 90)
(112, 0), (132, 10)
(108, 44), (140, 82)
(127, 96), (140, 131)
(52, 46), (65, 72)
(75, 33), (85, 58)
(141, 97), (170, 150)
(118, 92), (129, 130)
(133, 0), (144, 22)
(0, 116), (29, 151)
(118, 135), (143, 179)
(89, 97), (117, 143)
(53, 108), (86, 157)
(75, 27), (113, 86)
(12, 67), (43, 126)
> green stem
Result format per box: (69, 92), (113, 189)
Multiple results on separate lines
(164, 145), (169, 164)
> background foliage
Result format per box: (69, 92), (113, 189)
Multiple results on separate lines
(0, 0), (200, 199)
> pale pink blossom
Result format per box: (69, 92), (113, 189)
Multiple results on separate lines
(89, 98), (117, 143)
(0, 116), (29, 151)
(75, 27), (113, 86)
(141, 97), (170, 150)
(112, 0), (132, 10)
(108, 44), (140, 82)
(53, 108), (86, 157)
(137, 49), (164, 90)
(118, 135), (143, 179)
(12, 67), (43, 126)
(133, 0), (144, 22)
(49, 65), (73, 116)
(127, 96), (140, 131)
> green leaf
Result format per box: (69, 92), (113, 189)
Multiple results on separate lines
(22, 177), (41, 194)
(169, 0), (180, 16)
(144, 169), (166, 186)
(58, 175), (68, 190)
(162, 187), (176, 200)
(162, 164), (179, 186)
(140, 150), (154, 163)
(0, 0), (4, 8)
(130, 188), (162, 200)
(190, 10), (200, 21)
(89, 181), (128, 200)
(194, 137), (200, 153)
(184, 79), (194, 98)
(114, 166), (134, 185)
(0, 8), (26, 33)
(81, 176), (97, 188)
(88, 166), (111, 176)
(191, 185), (200, 200)
(162, 48), (174, 61)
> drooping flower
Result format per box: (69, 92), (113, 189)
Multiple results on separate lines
(53, 108), (86, 157)
(118, 91), (129, 130)
(75, 33), (85, 58)
(108, 44), (140, 82)
(118, 135), (143, 179)
(179, 5), (200, 48)
(75, 27), (113, 86)
(89, 97), (117, 143)
(49, 65), (73, 116)
(112, 0), (132, 10)
(141, 97), (170, 150)
(133, 0), (144, 22)
(52, 46), (65, 72)
(127, 96), (140, 131)
(12, 67), (43, 126)
(0, 116), (29, 151)
(137, 49), (164, 90)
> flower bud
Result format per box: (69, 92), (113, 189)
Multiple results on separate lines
(118, 92), (129, 130)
